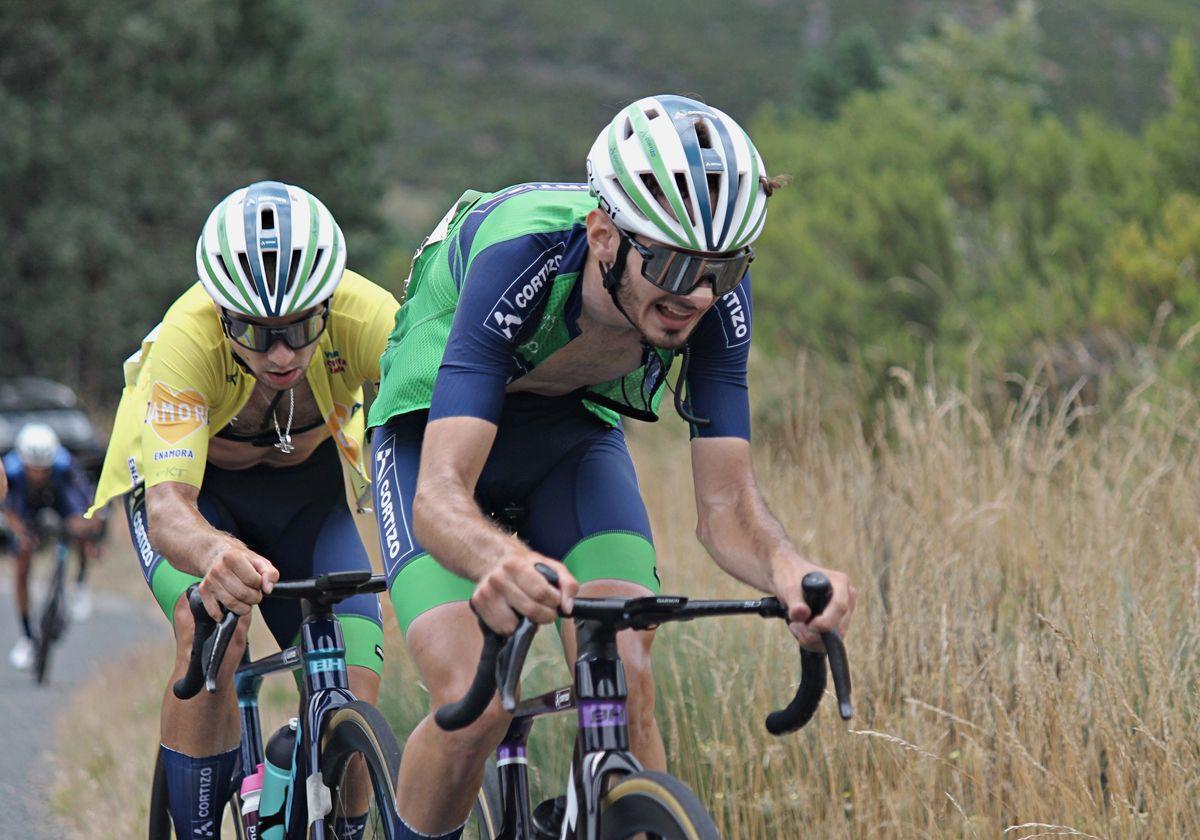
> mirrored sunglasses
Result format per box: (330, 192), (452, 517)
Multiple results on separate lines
(221, 303), (329, 352)
(624, 233), (753, 297)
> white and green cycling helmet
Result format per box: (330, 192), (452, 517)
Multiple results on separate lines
(195, 181), (346, 318)
(587, 94), (769, 254)
(15, 423), (60, 469)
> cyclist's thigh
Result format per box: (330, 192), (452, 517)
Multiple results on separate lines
(522, 425), (660, 594)
(373, 413), (474, 637)
(123, 482), (235, 623)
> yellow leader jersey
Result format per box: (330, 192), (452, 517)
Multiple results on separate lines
(88, 270), (399, 515)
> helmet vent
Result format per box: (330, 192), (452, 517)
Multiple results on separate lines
(261, 208), (275, 230)
(237, 252), (254, 286)
(286, 249), (302, 293)
(307, 248), (325, 282)
(645, 108), (661, 120)
(674, 173), (696, 223)
(263, 251), (278, 295)
(622, 117), (635, 140)
(695, 120), (713, 149)
(215, 254), (234, 282)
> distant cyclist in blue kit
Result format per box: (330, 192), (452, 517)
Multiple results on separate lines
(4, 423), (99, 669)
(367, 95), (858, 839)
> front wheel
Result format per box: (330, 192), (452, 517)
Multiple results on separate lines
(598, 771), (720, 840)
(34, 559), (67, 684)
(317, 700), (404, 839)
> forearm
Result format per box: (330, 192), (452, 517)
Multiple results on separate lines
(145, 483), (242, 577)
(4, 507), (26, 541)
(696, 482), (805, 593)
(412, 475), (523, 582)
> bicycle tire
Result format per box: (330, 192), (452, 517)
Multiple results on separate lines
(316, 700), (403, 839)
(598, 771), (720, 840)
(463, 757), (502, 840)
(34, 558), (67, 685)
(147, 746), (246, 839)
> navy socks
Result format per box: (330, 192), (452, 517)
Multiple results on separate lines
(160, 744), (240, 839)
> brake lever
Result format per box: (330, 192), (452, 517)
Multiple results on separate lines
(204, 611), (240, 694)
(497, 616), (538, 712)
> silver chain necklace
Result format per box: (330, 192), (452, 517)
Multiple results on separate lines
(272, 388), (295, 454)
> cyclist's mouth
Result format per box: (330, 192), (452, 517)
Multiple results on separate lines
(264, 368), (302, 388)
(653, 300), (698, 330)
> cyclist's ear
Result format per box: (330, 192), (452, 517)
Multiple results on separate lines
(585, 209), (620, 263)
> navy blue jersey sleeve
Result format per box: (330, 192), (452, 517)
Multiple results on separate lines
(2, 453), (28, 518)
(52, 452), (91, 518)
(684, 273), (753, 440)
(429, 233), (566, 424)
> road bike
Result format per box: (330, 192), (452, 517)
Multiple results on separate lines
(439, 566), (853, 839)
(32, 533), (73, 684)
(148, 570), (404, 839)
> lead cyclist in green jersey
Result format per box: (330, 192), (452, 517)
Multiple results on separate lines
(367, 95), (858, 838)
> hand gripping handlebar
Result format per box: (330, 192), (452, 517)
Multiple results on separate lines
(435, 566), (853, 734)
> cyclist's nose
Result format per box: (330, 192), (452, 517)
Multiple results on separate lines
(266, 340), (296, 366)
(684, 280), (715, 307)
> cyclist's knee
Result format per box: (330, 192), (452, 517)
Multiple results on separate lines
(170, 595), (250, 676)
(432, 697), (511, 764)
(619, 629), (657, 717)
(348, 665), (381, 705)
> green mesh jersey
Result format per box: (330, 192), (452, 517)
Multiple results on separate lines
(369, 183), (675, 429)
(369, 182), (755, 439)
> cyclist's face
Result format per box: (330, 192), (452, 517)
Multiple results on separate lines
(617, 237), (717, 350)
(227, 306), (324, 391)
(25, 466), (51, 488)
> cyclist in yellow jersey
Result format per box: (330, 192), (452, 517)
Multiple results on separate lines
(88, 181), (399, 839)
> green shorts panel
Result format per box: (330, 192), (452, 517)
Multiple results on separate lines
(149, 560), (202, 622)
(387, 531), (659, 636)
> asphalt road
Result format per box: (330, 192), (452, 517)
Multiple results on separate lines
(0, 570), (159, 838)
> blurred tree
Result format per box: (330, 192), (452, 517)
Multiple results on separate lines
(1147, 38), (1200, 197)
(0, 0), (387, 400)
(750, 3), (1185, 398)
(804, 24), (885, 119)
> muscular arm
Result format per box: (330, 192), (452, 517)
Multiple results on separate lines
(145, 482), (238, 577)
(146, 481), (278, 618)
(412, 416), (576, 631)
(691, 437), (855, 648)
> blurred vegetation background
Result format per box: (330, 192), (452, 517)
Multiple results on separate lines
(2, 0), (1199, 410)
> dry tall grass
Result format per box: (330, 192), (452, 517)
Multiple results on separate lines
(53, 357), (1200, 838)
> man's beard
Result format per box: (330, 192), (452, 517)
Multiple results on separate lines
(614, 272), (692, 351)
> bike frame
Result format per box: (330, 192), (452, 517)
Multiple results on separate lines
(491, 617), (643, 840)
(232, 599), (362, 839)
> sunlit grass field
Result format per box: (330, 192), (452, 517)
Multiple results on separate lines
(53, 356), (1200, 838)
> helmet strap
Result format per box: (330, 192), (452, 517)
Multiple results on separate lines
(672, 344), (711, 428)
(599, 235), (640, 331)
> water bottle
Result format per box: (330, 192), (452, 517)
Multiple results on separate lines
(259, 718), (298, 840)
(239, 763), (264, 840)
